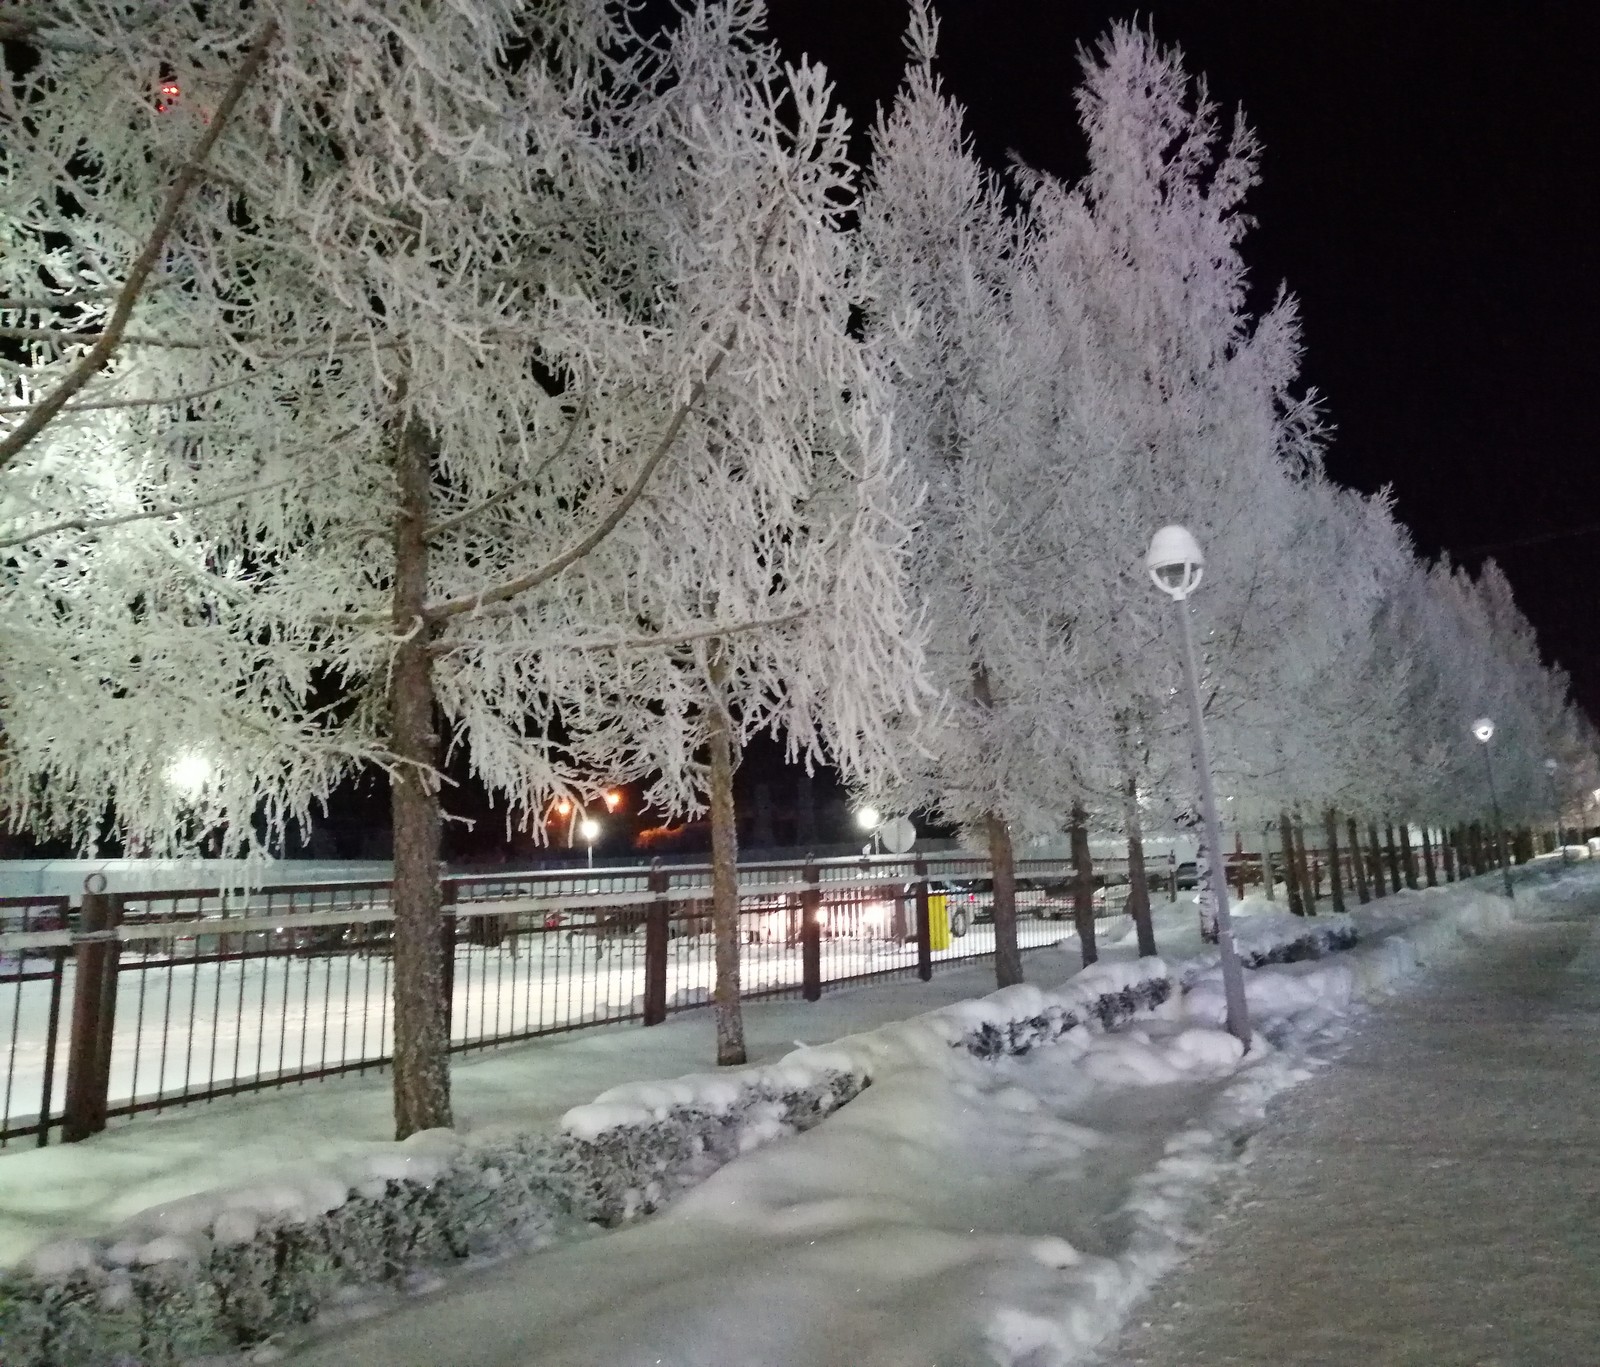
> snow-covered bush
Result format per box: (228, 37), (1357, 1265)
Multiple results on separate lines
(0, 1073), (860, 1367)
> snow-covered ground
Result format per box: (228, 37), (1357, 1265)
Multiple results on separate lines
(3, 870), (1543, 1367)
(259, 884), (1515, 1367)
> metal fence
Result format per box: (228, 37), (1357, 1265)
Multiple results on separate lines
(0, 852), (1173, 1151)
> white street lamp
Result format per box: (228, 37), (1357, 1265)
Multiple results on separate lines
(854, 806), (881, 832)
(1146, 525), (1250, 1047)
(166, 751), (212, 801)
(1471, 718), (1514, 899)
(579, 816), (601, 868)
(1544, 757), (1568, 862)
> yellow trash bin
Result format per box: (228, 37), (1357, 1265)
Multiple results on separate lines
(928, 893), (951, 951)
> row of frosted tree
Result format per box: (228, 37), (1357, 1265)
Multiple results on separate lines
(2, 1), (1592, 1134)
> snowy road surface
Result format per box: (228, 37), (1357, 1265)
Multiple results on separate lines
(1098, 879), (1600, 1366)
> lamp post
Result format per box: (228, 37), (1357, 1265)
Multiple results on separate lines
(579, 816), (601, 868)
(1147, 525), (1251, 1047)
(1543, 758), (1568, 862)
(1472, 718), (1514, 899)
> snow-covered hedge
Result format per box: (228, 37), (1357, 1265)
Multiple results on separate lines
(0, 918), (1362, 1367)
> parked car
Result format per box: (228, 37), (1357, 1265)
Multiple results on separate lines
(1174, 861), (1200, 889)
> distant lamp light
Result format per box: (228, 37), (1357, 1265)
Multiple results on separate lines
(603, 789), (623, 813)
(554, 798), (573, 817)
(1471, 718), (1495, 744)
(167, 751), (212, 799)
(854, 806), (881, 832)
(1145, 524), (1205, 601)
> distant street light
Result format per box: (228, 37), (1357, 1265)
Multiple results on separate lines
(579, 816), (601, 868)
(855, 805), (882, 856)
(1471, 718), (1514, 899)
(1147, 525), (1250, 1047)
(603, 789), (623, 813)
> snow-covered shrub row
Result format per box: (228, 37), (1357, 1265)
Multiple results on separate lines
(0, 1073), (861, 1367)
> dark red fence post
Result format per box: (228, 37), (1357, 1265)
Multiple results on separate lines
(439, 879), (457, 1043)
(800, 857), (822, 1002)
(913, 855), (932, 982)
(63, 890), (121, 1143)
(643, 860), (669, 1026)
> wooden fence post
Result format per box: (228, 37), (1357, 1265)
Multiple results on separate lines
(439, 879), (457, 1043)
(800, 857), (822, 1002)
(63, 890), (121, 1143)
(913, 855), (932, 982)
(1368, 822), (1388, 897)
(643, 860), (669, 1026)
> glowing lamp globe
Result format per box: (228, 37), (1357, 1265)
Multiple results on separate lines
(854, 806), (881, 831)
(1471, 718), (1495, 744)
(1146, 525), (1204, 600)
(166, 751), (212, 799)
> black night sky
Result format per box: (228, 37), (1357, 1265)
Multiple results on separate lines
(769, 0), (1600, 719)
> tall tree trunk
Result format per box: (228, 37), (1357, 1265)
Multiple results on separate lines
(1280, 812), (1304, 916)
(972, 664), (1022, 987)
(390, 418), (451, 1140)
(1398, 821), (1418, 889)
(1070, 801), (1097, 966)
(1443, 828), (1458, 882)
(1384, 821), (1403, 892)
(706, 658), (746, 1066)
(1122, 776), (1157, 956)
(1347, 816), (1370, 904)
(985, 812), (1023, 987)
(1260, 826), (1275, 901)
(1421, 826), (1438, 887)
(1325, 808), (1346, 914)
(1293, 814), (1318, 915)
(1368, 822), (1388, 897)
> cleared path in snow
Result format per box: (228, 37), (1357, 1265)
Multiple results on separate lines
(1099, 880), (1600, 1367)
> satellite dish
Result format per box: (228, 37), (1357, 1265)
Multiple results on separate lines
(880, 816), (917, 855)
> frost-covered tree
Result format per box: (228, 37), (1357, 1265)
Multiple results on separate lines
(1009, 22), (1326, 944)
(857, 6), (1081, 987)
(0, 1), (921, 1126)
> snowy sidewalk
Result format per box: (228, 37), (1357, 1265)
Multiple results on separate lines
(1098, 882), (1600, 1366)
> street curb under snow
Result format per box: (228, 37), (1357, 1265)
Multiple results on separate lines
(0, 898), (1493, 1367)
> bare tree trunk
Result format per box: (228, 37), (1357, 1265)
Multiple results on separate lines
(1368, 822), (1388, 897)
(390, 418), (451, 1140)
(1384, 821), (1404, 892)
(1421, 826), (1438, 887)
(1347, 816), (1370, 904)
(972, 663), (1022, 987)
(1123, 776), (1157, 956)
(1280, 812), (1304, 916)
(1442, 828), (1457, 882)
(1070, 801), (1097, 966)
(706, 659), (746, 1066)
(1261, 826), (1275, 901)
(1325, 808), (1346, 913)
(1294, 815), (1317, 914)
(1398, 821), (1418, 889)
(985, 812), (1024, 987)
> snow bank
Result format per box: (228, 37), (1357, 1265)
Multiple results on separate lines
(0, 888), (1504, 1367)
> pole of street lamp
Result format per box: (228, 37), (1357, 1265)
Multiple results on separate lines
(1480, 744), (1514, 900)
(1172, 597), (1252, 1048)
